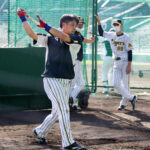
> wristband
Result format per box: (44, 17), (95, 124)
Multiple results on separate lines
(44, 24), (52, 32)
(20, 16), (27, 22)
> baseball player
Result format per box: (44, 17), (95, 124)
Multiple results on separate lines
(69, 17), (95, 110)
(102, 32), (114, 94)
(17, 8), (87, 150)
(95, 15), (137, 111)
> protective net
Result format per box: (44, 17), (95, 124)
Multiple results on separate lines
(7, 0), (90, 47)
(1, 0), (150, 92)
(95, 0), (150, 95)
(0, 0), (8, 47)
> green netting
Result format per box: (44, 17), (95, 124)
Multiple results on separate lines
(110, 0), (150, 2)
(2, 0), (150, 91)
(96, 0), (150, 90)
(8, 0), (90, 47)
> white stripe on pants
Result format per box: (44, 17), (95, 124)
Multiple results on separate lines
(70, 60), (85, 103)
(113, 60), (134, 103)
(35, 78), (74, 148)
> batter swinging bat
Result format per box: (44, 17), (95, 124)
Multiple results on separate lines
(17, 8), (40, 26)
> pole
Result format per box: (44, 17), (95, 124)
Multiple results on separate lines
(8, 0), (10, 47)
(91, 0), (97, 92)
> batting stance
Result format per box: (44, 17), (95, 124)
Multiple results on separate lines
(95, 15), (137, 111)
(69, 17), (95, 110)
(17, 8), (86, 150)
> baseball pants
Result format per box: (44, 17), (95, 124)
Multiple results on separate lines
(70, 60), (85, 103)
(35, 78), (74, 148)
(102, 56), (114, 90)
(113, 60), (134, 105)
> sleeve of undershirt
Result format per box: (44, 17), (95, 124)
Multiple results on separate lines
(98, 25), (104, 36)
(125, 36), (133, 51)
(128, 50), (132, 61)
(33, 34), (48, 47)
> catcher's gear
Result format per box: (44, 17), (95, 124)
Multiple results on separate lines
(77, 89), (90, 109)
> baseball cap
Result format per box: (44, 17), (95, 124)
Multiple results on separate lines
(78, 16), (85, 24)
(113, 19), (122, 26)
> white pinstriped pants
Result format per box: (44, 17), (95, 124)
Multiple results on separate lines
(113, 60), (134, 106)
(35, 78), (74, 148)
(70, 60), (85, 102)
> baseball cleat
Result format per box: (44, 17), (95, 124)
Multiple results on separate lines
(102, 91), (108, 94)
(110, 88), (114, 91)
(130, 95), (137, 111)
(118, 105), (126, 110)
(73, 105), (81, 111)
(64, 142), (87, 150)
(33, 129), (47, 144)
(70, 105), (81, 112)
(102, 88), (108, 94)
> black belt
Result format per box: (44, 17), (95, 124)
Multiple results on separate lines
(115, 57), (121, 60)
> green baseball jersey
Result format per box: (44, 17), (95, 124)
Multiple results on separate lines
(103, 40), (112, 57)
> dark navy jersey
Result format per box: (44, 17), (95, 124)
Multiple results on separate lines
(74, 31), (84, 61)
(36, 33), (82, 79)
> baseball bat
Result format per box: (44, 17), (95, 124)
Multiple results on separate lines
(17, 8), (40, 26)
(26, 15), (40, 26)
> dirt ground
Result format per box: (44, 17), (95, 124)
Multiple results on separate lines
(0, 94), (150, 150)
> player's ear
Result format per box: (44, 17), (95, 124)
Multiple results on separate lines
(62, 22), (66, 28)
(121, 25), (123, 30)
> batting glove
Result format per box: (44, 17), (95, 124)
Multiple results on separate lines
(36, 15), (52, 32)
(17, 8), (28, 22)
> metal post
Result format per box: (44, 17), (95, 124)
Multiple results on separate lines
(14, 0), (18, 47)
(91, 0), (97, 92)
(83, 0), (90, 88)
(94, 0), (97, 92)
(8, 0), (10, 47)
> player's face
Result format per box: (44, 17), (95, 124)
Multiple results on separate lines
(77, 23), (84, 29)
(113, 23), (123, 33)
(63, 21), (77, 34)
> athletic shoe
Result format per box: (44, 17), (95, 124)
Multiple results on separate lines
(72, 105), (81, 112)
(33, 129), (47, 144)
(102, 88), (108, 94)
(130, 95), (137, 111)
(110, 88), (114, 91)
(64, 142), (87, 150)
(102, 91), (108, 94)
(72, 105), (78, 110)
(70, 105), (81, 112)
(118, 105), (126, 110)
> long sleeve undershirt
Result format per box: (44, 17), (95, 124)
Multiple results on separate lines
(98, 25), (104, 36)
